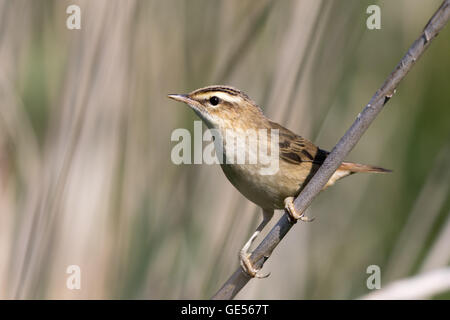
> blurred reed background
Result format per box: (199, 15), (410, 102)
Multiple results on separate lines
(0, 0), (449, 299)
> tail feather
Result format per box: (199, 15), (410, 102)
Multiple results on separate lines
(339, 162), (392, 173)
(324, 162), (391, 189)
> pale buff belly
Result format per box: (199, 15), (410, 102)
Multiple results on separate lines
(220, 161), (318, 210)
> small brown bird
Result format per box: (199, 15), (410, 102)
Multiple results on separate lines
(168, 85), (390, 278)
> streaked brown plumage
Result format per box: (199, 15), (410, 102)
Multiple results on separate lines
(168, 85), (390, 277)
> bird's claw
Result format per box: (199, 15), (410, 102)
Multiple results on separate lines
(239, 250), (270, 278)
(284, 197), (315, 224)
(239, 230), (270, 278)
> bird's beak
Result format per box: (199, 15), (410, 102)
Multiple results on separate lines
(168, 93), (207, 120)
(167, 94), (194, 105)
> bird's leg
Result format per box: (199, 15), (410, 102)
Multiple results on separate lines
(239, 208), (273, 278)
(284, 197), (315, 223)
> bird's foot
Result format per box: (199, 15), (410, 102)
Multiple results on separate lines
(284, 197), (315, 224)
(239, 231), (270, 279)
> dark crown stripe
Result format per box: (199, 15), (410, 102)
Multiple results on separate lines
(192, 85), (251, 100)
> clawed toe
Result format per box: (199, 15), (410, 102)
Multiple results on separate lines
(284, 197), (315, 223)
(239, 250), (270, 279)
(239, 231), (270, 278)
(238, 209), (273, 278)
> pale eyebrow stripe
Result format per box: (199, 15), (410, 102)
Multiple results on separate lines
(196, 91), (245, 104)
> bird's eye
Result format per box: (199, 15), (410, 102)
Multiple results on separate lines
(209, 96), (220, 106)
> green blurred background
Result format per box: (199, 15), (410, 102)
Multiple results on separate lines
(0, 0), (449, 299)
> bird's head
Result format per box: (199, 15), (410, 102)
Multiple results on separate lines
(168, 85), (265, 130)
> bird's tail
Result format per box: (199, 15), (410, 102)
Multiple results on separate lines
(324, 162), (391, 189)
(339, 162), (392, 173)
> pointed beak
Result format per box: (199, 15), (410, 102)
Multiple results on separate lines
(168, 92), (207, 120)
(167, 94), (194, 104)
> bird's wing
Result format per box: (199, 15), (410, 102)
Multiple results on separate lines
(269, 121), (329, 166)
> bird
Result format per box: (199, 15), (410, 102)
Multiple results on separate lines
(168, 85), (390, 278)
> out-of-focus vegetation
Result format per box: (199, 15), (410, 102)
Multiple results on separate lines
(0, 0), (449, 299)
